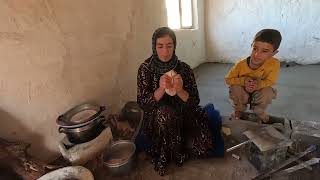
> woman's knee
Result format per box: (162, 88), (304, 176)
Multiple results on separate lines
(155, 105), (177, 126)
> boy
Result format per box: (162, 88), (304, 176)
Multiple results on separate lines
(225, 29), (281, 123)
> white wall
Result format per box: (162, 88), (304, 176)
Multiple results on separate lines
(205, 0), (320, 64)
(0, 0), (205, 161)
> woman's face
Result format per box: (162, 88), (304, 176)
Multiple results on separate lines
(156, 35), (174, 62)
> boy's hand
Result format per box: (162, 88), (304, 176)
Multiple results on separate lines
(173, 74), (183, 93)
(244, 77), (257, 93)
(244, 77), (253, 92)
(249, 81), (258, 92)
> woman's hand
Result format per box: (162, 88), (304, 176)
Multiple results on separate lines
(173, 74), (183, 93)
(173, 74), (189, 102)
(154, 74), (172, 102)
(159, 74), (172, 90)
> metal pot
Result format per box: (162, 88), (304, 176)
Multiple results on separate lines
(120, 101), (143, 141)
(103, 140), (136, 176)
(57, 104), (106, 128)
(58, 118), (105, 144)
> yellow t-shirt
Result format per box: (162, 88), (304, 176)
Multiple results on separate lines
(225, 57), (280, 90)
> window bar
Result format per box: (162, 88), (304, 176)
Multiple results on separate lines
(179, 0), (183, 29)
(190, 0), (194, 29)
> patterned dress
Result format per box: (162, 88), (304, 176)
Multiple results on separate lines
(137, 58), (214, 175)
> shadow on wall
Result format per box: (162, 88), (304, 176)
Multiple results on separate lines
(0, 109), (55, 161)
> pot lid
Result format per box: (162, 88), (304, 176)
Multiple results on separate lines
(57, 103), (106, 128)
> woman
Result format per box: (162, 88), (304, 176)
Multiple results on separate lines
(137, 27), (215, 176)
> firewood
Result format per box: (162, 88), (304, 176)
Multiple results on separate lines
(0, 138), (60, 180)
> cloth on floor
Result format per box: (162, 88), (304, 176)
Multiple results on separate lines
(204, 103), (225, 157)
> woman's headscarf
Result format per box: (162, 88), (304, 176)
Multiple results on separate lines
(150, 27), (178, 74)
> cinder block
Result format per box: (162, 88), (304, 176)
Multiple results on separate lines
(246, 142), (287, 172)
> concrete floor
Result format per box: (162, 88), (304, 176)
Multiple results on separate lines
(194, 63), (320, 123)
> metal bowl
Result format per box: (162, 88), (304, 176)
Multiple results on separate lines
(103, 140), (136, 176)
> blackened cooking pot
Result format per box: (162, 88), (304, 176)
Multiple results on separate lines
(58, 117), (105, 144)
(57, 103), (107, 144)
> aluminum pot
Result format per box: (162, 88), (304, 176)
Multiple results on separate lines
(57, 104), (106, 128)
(58, 118), (105, 144)
(103, 140), (136, 176)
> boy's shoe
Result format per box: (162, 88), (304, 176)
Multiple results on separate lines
(231, 111), (242, 120)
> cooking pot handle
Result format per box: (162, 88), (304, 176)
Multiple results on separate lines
(99, 117), (110, 128)
(98, 106), (108, 125)
(58, 127), (66, 133)
(57, 115), (64, 121)
(100, 106), (106, 111)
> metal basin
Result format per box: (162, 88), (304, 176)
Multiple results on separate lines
(103, 140), (136, 176)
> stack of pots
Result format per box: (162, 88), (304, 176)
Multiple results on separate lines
(56, 103), (107, 144)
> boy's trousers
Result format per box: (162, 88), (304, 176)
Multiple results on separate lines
(229, 85), (277, 121)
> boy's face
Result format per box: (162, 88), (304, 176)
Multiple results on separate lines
(250, 41), (278, 66)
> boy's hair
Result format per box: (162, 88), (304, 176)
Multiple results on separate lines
(253, 29), (282, 51)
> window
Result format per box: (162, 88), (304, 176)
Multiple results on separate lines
(165, 0), (195, 29)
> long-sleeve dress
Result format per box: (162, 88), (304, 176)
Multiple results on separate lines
(137, 58), (214, 175)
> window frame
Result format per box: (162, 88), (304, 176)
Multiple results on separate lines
(166, 0), (195, 30)
(179, 0), (194, 29)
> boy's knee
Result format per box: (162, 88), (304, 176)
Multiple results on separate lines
(229, 85), (243, 94)
(261, 87), (276, 99)
(252, 87), (276, 105)
(229, 85), (249, 103)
